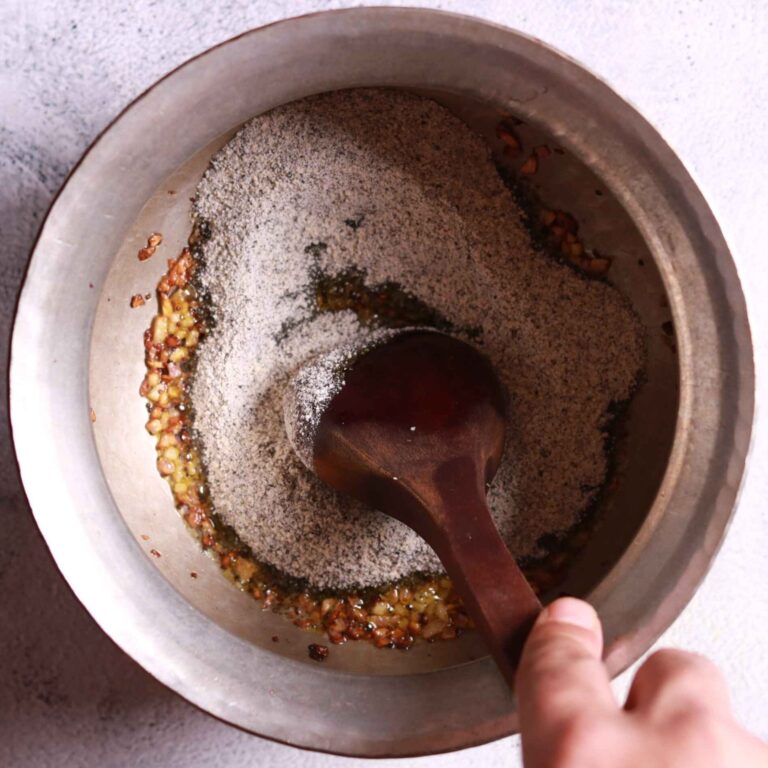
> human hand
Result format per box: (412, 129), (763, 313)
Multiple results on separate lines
(516, 598), (768, 767)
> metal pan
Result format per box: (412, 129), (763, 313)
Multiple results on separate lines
(9, 7), (754, 757)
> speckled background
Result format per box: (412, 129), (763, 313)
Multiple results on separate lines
(2, 1), (767, 766)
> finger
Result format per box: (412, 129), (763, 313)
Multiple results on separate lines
(625, 649), (731, 720)
(516, 598), (617, 743)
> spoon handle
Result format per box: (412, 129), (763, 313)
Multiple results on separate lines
(429, 462), (543, 687)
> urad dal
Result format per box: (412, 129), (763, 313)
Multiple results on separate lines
(185, 89), (644, 591)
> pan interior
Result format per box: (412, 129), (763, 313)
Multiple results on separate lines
(89, 87), (678, 677)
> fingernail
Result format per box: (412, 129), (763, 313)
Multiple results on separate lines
(539, 597), (597, 631)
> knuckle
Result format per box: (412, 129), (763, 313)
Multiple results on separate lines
(670, 708), (711, 732)
(524, 632), (568, 668)
(680, 652), (722, 681)
(644, 649), (723, 690)
(522, 640), (587, 690)
(666, 709), (724, 758)
(525, 625), (594, 666)
(640, 648), (677, 674)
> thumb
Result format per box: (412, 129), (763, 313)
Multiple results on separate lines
(516, 598), (617, 748)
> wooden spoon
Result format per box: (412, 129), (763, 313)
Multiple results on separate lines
(285, 329), (542, 684)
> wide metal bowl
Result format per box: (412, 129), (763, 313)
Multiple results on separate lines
(9, 7), (754, 757)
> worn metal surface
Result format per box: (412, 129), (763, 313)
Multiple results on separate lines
(8, 6), (754, 758)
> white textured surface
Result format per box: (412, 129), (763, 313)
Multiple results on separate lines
(1, 1), (766, 766)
